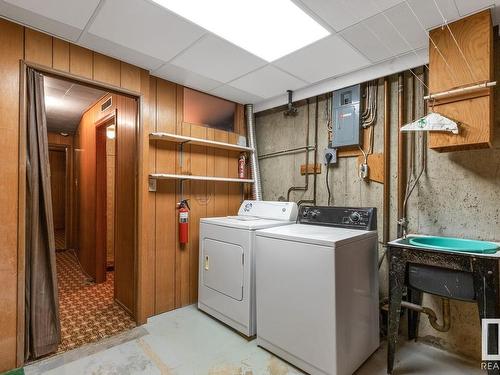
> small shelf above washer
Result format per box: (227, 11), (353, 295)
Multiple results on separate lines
(149, 132), (253, 152)
(149, 173), (254, 183)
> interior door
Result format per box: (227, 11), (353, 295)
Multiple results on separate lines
(49, 149), (66, 231)
(114, 95), (138, 317)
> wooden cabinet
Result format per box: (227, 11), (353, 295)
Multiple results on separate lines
(428, 10), (493, 152)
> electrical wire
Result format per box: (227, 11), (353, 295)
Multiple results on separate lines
(326, 163), (332, 206)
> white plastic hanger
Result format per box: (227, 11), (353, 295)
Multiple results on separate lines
(400, 112), (459, 134)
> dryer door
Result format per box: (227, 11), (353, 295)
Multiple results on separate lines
(203, 238), (244, 301)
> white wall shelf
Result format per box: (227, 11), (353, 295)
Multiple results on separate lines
(149, 132), (253, 152)
(149, 173), (253, 187)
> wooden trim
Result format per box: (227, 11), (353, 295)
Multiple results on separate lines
(17, 61), (143, 363)
(23, 61), (141, 98)
(95, 111), (116, 284)
(16, 60), (27, 368)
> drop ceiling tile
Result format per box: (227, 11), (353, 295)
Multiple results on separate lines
(273, 35), (370, 83)
(153, 63), (223, 92)
(228, 65), (306, 99)
(0, 0), (96, 40)
(171, 35), (267, 83)
(340, 23), (393, 62)
(384, 3), (428, 51)
(454, 0), (493, 16)
(296, 0), (405, 31)
(210, 85), (264, 105)
(87, 0), (206, 62)
(406, 0), (460, 30)
(4, 0), (99, 28)
(79, 33), (164, 71)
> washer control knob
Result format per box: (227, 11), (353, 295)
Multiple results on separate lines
(350, 212), (361, 223)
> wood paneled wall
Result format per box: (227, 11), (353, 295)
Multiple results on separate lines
(0, 18), (246, 372)
(149, 80), (246, 314)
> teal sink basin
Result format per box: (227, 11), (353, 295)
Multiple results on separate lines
(409, 236), (499, 254)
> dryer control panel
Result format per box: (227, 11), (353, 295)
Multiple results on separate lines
(299, 206), (377, 231)
(237, 200), (298, 221)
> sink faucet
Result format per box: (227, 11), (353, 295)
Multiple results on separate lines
(397, 217), (409, 239)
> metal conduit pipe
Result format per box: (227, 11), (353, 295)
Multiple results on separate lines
(383, 78), (391, 245)
(258, 145), (315, 160)
(287, 99), (311, 202)
(245, 104), (262, 200)
(397, 73), (406, 238)
(294, 96), (319, 206)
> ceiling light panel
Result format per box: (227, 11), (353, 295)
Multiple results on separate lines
(150, 0), (330, 62)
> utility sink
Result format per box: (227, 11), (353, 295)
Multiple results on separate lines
(408, 236), (499, 254)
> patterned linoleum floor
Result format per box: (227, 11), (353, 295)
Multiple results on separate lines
(56, 250), (135, 353)
(54, 229), (65, 250)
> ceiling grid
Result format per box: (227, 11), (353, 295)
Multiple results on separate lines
(0, 0), (496, 110)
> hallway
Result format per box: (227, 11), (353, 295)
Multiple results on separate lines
(56, 250), (135, 353)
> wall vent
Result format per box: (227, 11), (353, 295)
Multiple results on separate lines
(101, 97), (112, 112)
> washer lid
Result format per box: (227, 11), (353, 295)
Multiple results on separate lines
(201, 216), (295, 230)
(256, 223), (377, 247)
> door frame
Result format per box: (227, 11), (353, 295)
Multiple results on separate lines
(48, 143), (72, 250)
(18, 61), (143, 366)
(94, 111), (116, 284)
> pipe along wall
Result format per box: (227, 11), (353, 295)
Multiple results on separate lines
(255, 58), (500, 359)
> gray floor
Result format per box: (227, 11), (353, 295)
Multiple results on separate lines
(25, 305), (484, 374)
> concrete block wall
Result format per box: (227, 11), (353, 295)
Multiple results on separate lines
(255, 41), (500, 359)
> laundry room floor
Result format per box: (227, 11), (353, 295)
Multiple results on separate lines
(24, 305), (483, 375)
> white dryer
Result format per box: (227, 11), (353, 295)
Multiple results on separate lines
(198, 200), (298, 337)
(256, 206), (379, 375)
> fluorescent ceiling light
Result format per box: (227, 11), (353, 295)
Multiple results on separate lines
(151, 0), (330, 62)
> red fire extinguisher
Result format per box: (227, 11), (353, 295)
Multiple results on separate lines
(178, 199), (190, 245)
(238, 153), (246, 179)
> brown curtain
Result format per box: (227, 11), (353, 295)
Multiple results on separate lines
(25, 68), (61, 359)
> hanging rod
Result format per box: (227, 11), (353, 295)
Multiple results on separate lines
(424, 81), (496, 101)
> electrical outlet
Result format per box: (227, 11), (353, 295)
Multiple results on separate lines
(323, 148), (337, 165)
(359, 163), (369, 180)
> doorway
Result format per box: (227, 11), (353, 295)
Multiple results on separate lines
(23, 69), (140, 359)
(48, 146), (68, 250)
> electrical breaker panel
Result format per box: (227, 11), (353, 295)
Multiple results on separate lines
(331, 84), (360, 148)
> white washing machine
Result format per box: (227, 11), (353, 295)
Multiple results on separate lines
(198, 200), (298, 337)
(256, 206), (379, 375)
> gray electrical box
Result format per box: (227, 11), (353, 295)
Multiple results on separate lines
(331, 84), (360, 148)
